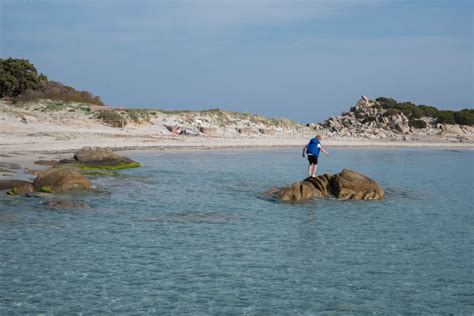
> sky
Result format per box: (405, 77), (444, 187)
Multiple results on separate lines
(0, 0), (472, 122)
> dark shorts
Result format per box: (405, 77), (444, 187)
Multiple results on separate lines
(308, 155), (318, 165)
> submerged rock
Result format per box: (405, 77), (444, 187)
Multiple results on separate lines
(34, 160), (58, 166)
(46, 200), (90, 209)
(269, 169), (384, 202)
(33, 168), (92, 193)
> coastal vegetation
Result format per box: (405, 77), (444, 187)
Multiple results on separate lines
(375, 97), (474, 126)
(0, 58), (103, 105)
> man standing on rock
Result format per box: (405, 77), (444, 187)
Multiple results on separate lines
(302, 135), (330, 177)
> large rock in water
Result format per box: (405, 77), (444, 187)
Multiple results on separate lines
(270, 169), (384, 202)
(331, 169), (384, 200)
(33, 168), (92, 193)
(73, 147), (140, 169)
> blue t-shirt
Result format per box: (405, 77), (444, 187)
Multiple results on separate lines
(307, 138), (321, 156)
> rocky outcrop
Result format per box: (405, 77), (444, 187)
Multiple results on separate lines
(317, 97), (414, 138)
(71, 147), (140, 169)
(312, 96), (474, 141)
(269, 169), (384, 202)
(33, 168), (92, 193)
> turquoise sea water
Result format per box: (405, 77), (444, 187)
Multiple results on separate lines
(0, 148), (473, 314)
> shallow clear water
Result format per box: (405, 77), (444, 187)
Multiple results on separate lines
(1, 148), (473, 314)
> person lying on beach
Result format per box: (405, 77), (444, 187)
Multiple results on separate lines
(302, 135), (330, 177)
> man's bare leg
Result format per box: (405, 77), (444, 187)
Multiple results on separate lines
(308, 164), (313, 176)
(311, 164), (318, 177)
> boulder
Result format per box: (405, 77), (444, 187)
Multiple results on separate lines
(441, 124), (464, 135)
(331, 169), (385, 200)
(355, 97), (370, 109)
(269, 169), (384, 202)
(73, 147), (140, 169)
(274, 181), (319, 202)
(33, 168), (92, 193)
(0, 180), (33, 191)
(7, 182), (34, 195)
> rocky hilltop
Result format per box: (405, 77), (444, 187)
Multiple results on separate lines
(311, 96), (473, 142)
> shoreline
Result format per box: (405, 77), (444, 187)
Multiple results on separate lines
(1, 139), (473, 159)
(1, 140), (472, 182)
(2, 139), (473, 156)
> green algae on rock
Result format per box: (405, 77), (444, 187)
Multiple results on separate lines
(70, 147), (142, 170)
(77, 161), (141, 170)
(38, 186), (53, 193)
(7, 182), (34, 195)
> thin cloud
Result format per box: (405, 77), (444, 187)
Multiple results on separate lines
(135, 0), (387, 31)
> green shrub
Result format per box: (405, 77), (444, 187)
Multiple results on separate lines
(409, 119), (427, 129)
(96, 110), (126, 127)
(372, 103), (382, 110)
(15, 80), (103, 105)
(376, 97), (397, 109)
(418, 105), (439, 117)
(42, 101), (66, 112)
(123, 109), (151, 124)
(0, 58), (47, 97)
(436, 111), (456, 125)
(1, 58), (103, 105)
(383, 108), (400, 117)
(409, 107), (423, 118)
(453, 109), (474, 126)
(376, 97), (473, 126)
